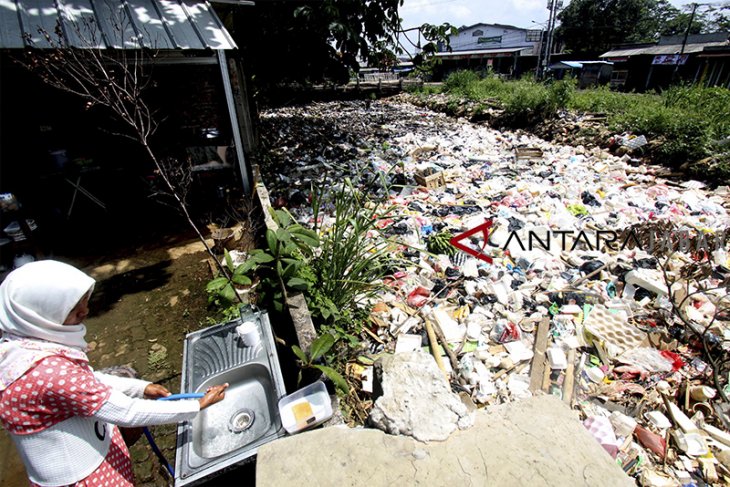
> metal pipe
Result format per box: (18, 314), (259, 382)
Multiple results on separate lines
(218, 49), (251, 193)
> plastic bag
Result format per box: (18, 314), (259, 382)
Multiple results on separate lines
(490, 321), (521, 344)
(616, 347), (674, 373)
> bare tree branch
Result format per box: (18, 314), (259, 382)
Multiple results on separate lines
(17, 11), (232, 282)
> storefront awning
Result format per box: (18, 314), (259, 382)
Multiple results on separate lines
(600, 41), (728, 59)
(435, 47), (531, 60)
(0, 0), (238, 50)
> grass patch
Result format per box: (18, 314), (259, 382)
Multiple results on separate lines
(417, 71), (730, 181)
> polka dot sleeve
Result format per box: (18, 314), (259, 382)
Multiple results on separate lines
(0, 356), (111, 434)
(41, 357), (111, 417)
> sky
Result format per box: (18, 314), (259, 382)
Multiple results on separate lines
(398, 0), (698, 33)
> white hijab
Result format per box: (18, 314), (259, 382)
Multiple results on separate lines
(0, 260), (95, 391)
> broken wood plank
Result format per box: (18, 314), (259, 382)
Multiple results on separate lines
(493, 361), (528, 381)
(429, 317), (460, 373)
(424, 319), (447, 378)
(563, 349), (577, 406)
(529, 318), (551, 392)
(542, 358), (552, 392)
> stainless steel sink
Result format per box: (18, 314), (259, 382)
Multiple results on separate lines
(174, 307), (287, 486)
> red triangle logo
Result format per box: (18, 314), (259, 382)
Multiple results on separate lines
(449, 219), (494, 264)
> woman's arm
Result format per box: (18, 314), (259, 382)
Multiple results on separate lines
(92, 384), (228, 427)
(93, 389), (200, 427)
(93, 372), (151, 398)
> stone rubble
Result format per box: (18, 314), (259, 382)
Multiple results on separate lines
(369, 351), (474, 442)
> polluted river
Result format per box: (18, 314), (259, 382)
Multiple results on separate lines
(2, 97), (729, 486)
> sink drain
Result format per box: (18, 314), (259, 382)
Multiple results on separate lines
(229, 408), (255, 433)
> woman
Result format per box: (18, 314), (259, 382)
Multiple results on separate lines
(0, 260), (228, 486)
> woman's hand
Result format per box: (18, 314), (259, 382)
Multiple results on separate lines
(143, 383), (171, 399)
(199, 383), (229, 409)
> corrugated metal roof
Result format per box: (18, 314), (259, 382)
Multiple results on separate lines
(550, 60), (613, 70)
(435, 47), (531, 58)
(456, 22), (525, 33)
(601, 41), (729, 58)
(0, 0), (237, 50)
(554, 61), (583, 69)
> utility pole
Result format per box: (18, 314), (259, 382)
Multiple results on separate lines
(673, 2), (698, 81)
(544, 0), (562, 77)
(542, 3), (554, 78)
(531, 20), (547, 79)
(535, 30), (544, 79)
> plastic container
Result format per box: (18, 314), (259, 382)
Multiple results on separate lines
(547, 347), (567, 370)
(49, 149), (69, 169)
(690, 385), (716, 401)
(235, 321), (260, 347)
(278, 381), (332, 434)
(672, 430), (708, 456)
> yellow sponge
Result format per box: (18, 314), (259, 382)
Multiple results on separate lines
(292, 401), (314, 426)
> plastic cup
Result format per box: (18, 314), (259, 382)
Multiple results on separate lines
(236, 321), (260, 347)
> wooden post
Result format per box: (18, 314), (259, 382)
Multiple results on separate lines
(645, 65), (654, 91)
(430, 317), (460, 374)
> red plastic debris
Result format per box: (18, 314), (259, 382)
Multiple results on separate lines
(407, 287), (431, 308)
(659, 350), (685, 372)
(634, 425), (666, 459)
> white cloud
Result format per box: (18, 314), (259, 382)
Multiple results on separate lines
(400, 0), (551, 30)
(513, 0), (545, 10)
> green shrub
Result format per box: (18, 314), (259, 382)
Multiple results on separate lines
(548, 78), (576, 111)
(501, 81), (554, 127)
(443, 70), (480, 95)
(611, 104), (711, 165)
(663, 85), (730, 141)
(437, 72), (730, 175)
(470, 76), (509, 100)
(309, 179), (395, 338)
(570, 86), (645, 113)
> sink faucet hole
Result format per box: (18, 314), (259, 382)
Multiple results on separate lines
(229, 409), (255, 433)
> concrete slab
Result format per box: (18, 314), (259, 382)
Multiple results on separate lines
(257, 394), (634, 486)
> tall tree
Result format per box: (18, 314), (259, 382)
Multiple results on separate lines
(707, 7), (730, 32)
(557, 0), (710, 55)
(557, 0), (654, 55)
(214, 1), (452, 90)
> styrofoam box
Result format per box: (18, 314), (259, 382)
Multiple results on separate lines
(278, 381), (333, 434)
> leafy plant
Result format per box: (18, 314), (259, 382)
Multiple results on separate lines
(549, 78), (576, 111)
(501, 81), (554, 127)
(292, 333), (349, 393)
(309, 178), (395, 333)
(443, 70), (480, 95)
(205, 209), (319, 316)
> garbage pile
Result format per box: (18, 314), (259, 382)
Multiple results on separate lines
(259, 99), (730, 486)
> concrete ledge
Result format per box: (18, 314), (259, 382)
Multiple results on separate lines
(252, 164), (318, 353)
(256, 394), (634, 486)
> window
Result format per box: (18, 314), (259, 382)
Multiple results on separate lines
(472, 29), (483, 37)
